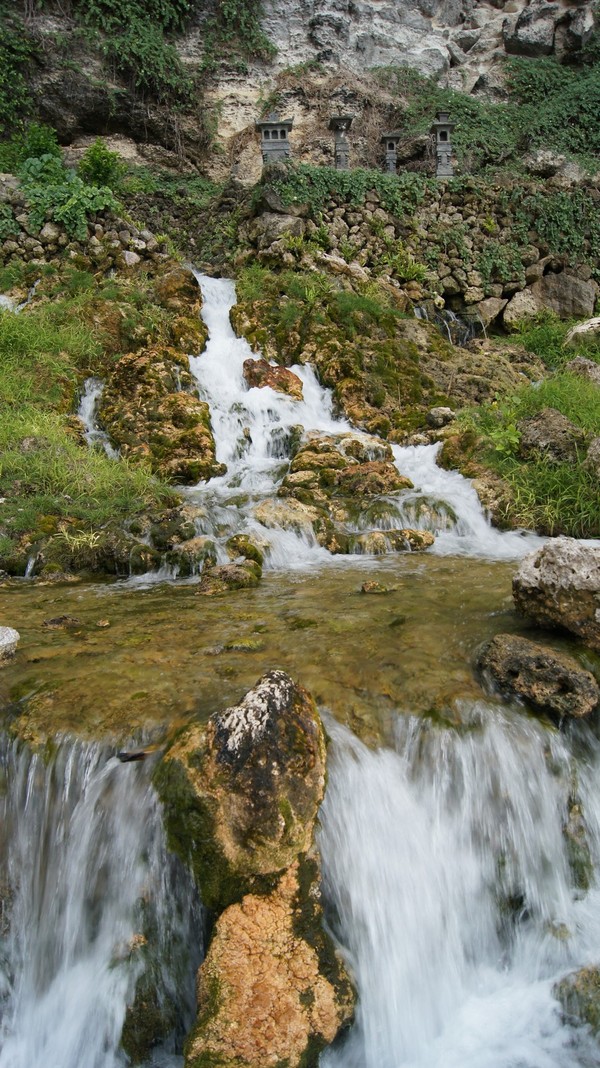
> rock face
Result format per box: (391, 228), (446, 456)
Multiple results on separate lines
(155, 671), (354, 1068)
(477, 634), (600, 720)
(518, 408), (586, 463)
(155, 671), (328, 910)
(513, 540), (600, 652)
(0, 627), (20, 665)
(504, 272), (599, 326)
(188, 862), (354, 1068)
(565, 356), (600, 386)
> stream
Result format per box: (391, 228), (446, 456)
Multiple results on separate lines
(1, 275), (600, 1066)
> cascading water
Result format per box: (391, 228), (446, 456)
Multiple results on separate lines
(0, 735), (202, 1068)
(78, 378), (120, 459)
(185, 274), (543, 566)
(319, 710), (600, 1068)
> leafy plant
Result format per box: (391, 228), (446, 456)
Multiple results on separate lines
(0, 10), (37, 135)
(268, 164), (430, 219)
(77, 139), (125, 188)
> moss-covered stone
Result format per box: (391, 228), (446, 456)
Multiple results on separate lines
(554, 966), (600, 1034)
(99, 345), (225, 484)
(153, 671), (327, 911)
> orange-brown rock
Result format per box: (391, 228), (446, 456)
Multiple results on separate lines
(243, 358), (303, 399)
(334, 460), (412, 496)
(187, 863), (355, 1068)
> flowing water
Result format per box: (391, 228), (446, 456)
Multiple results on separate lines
(0, 735), (202, 1068)
(185, 275), (544, 566)
(320, 712), (600, 1068)
(1, 273), (600, 1067)
(77, 378), (120, 459)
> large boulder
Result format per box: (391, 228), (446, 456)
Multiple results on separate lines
(154, 671), (327, 910)
(477, 633), (600, 720)
(504, 273), (598, 326)
(188, 862), (354, 1068)
(503, 2), (559, 57)
(155, 672), (355, 1068)
(513, 539), (600, 651)
(518, 408), (586, 464)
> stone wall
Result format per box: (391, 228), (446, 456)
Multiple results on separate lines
(0, 175), (166, 272)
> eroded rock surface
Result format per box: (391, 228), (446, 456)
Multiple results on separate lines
(513, 540), (600, 651)
(188, 862), (354, 1068)
(477, 633), (600, 719)
(0, 627), (20, 665)
(243, 358), (303, 399)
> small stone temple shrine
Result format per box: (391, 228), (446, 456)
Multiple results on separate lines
(329, 115), (354, 170)
(430, 111), (455, 178)
(381, 131), (402, 173)
(255, 113), (293, 164)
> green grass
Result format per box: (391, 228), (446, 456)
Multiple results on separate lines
(511, 313), (600, 371)
(0, 267), (177, 570)
(462, 369), (600, 536)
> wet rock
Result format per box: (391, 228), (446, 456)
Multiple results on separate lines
(564, 791), (594, 891)
(166, 536), (217, 577)
(121, 969), (176, 1065)
(189, 862), (354, 1068)
(554, 966), (600, 1033)
(518, 408), (586, 464)
(334, 460), (412, 497)
(243, 358), (303, 399)
(42, 615), (82, 630)
(254, 497), (322, 536)
(360, 581), (396, 594)
(100, 346), (225, 484)
(513, 539), (600, 651)
(225, 533), (264, 567)
(477, 634), (600, 720)
(154, 670), (327, 910)
(0, 627), (20, 664)
(196, 561), (262, 595)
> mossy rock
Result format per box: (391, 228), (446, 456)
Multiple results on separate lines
(153, 671), (327, 912)
(122, 969), (177, 1065)
(225, 534), (264, 568)
(554, 966), (600, 1034)
(196, 561), (261, 595)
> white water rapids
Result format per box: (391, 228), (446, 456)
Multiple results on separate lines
(0, 737), (202, 1068)
(184, 274), (545, 565)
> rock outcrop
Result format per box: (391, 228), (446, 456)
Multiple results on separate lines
(513, 540), (600, 652)
(155, 671), (354, 1068)
(518, 408), (586, 464)
(477, 633), (600, 720)
(99, 345), (224, 484)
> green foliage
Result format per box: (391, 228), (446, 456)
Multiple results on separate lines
(477, 240), (524, 287)
(511, 313), (600, 371)
(0, 124), (60, 173)
(0, 267), (175, 553)
(77, 139), (125, 188)
(201, 0), (276, 72)
(463, 372), (600, 536)
(16, 152), (117, 241)
(268, 164), (430, 218)
(0, 10), (37, 135)
(506, 56), (600, 161)
(377, 240), (428, 283)
(0, 204), (18, 243)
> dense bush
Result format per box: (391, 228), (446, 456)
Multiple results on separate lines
(18, 154), (117, 241)
(77, 139), (125, 189)
(0, 9), (37, 134)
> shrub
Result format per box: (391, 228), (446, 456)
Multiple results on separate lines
(77, 139), (125, 188)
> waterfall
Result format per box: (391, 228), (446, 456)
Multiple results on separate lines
(78, 378), (120, 459)
(0, 735), (202, 1068)
(319, 710), (600, 1068)
(185, 275), (543, 567)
